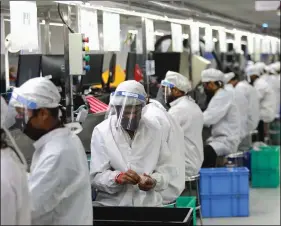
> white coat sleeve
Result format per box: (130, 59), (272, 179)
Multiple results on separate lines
(203, 90), (232, 126)
(29, 154), (62, 221)
(90, 128), (123, 195)
(1, 182), (17, 225)
(151, 132), (178, 192)
(248, 89), (260, 132)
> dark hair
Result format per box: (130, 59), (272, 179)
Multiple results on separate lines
(230, 73), (240, 81)
(214, 81), (224, 88)
(32, 107), (65, 125)
(0, 129), (8, 149)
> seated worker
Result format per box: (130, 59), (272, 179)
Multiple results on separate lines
(9, 77), (93, 225)
(224, 72), (249, 152)
(90, 80), (177, 207)
(147, 98), (185, 205)
(201, 69), (240, 167)
(224, 71), (260, 152)
(161, 71), (204, 178)
(246, 65), (276, 142)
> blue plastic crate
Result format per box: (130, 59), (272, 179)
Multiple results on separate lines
(201, 194), (249, 218)
(200, 167), (249, 195)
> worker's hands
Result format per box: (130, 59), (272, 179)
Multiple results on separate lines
(116, 170), (141, 185)
(138, 173), (156, 191)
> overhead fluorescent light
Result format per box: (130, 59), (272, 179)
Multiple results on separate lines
(128, 29), (138, 34)
(154, 31), (164, 36)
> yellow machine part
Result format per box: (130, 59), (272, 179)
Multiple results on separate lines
(92, 64), (126, 89)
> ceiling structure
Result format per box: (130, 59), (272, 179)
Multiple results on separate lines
(1, 0), (280, 37)
(181, 0), (280, 31)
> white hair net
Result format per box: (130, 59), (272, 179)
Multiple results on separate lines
(163, 71), (192, 94)
(271, 62), (280, 73)
(201, 68), (224, 83)
(12, 77), (61, 109)
(246, 65), (260, 77)
(224, 72), (235, 84)
(110, 80), (147, 106)
(255, 62), (266, 75)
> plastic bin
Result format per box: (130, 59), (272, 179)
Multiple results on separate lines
(201, 194), (249, 218)
(176, 196), (196, 226)
(251, 169), (280, 188)
(200, 167), (249, 195)
(93, 206), (193, 225)
(251, 146), (280, 171)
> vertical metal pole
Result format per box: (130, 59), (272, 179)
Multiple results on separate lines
(63, 5), (74, 123)
(44, 11), (51, 54)
(141, 17), (150, 95)
(37, 18), (42, 54)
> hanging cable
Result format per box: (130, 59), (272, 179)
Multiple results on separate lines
(57, 3), (75, 33)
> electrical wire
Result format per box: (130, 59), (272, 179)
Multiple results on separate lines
(57, 3), (75, 33)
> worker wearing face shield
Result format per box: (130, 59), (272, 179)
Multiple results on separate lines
(224, 72), (253, 152)
(146, 98), (185, 205)
(161, 71), (204, 179)
(201, 69), (240, 167)
(246, 65), (276, 142)
(1, 96), (31, 225)
(90, 80), (177, 207)
(8, 77), (93, 225)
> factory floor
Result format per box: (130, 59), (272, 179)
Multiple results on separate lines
(202, 187), (280, 225)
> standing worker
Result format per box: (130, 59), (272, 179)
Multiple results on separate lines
(224, 71), (260, 151)
(8, 77), (93, 225)
(1, 96), (31, 225)
(161, 71), (204, 178)
(90, 80), (177, 207)
(224, 72), (251, 152)
(246, 65), (276, 142)
(201, 69), (240, 167)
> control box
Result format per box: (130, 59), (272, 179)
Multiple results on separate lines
(68, 33), (90, 75)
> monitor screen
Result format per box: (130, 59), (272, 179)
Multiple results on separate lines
(108, 53), (116, 84)
(81, 54), (104, 87)
(153, 52), (181, 83)
(41, 55), (65, 86)
(16, 54), (41, 87)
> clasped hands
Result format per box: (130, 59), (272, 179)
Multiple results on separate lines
(116, 170), (156, 191)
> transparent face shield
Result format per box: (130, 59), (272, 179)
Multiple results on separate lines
(106, 91), (146, 131)
(161, 80), (175, 104)
(1, 92), (36, 168)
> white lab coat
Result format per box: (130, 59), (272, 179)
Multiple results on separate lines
(235, 81), (260, 133)
(1, 147), (31, 225)
(225, 84), (248, 140)
(168, 96), (204, 178)
(29, 128), (93, 225)
(203, 88), (240, 156)
(261, 74), (280, 117)
(148, 99), (185, 204)
(90, 106), (177, 207)
(253, 77), (276, 123)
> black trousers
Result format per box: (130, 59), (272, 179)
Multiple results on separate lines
(202, 145), (217, 168)
(257, 120), (265, 142)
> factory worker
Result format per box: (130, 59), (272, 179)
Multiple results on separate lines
(201, 69), (240, 167)
(224, 72), (251, 152)
(246, 65), (276, 142)
(90, 80), (177, 207)
(9, 77), (92, 225)
(161, 71), (204, 178)
(1, 96), (31, 225)
(147, 98), (185, 205)
(264, 62), (280, 117)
